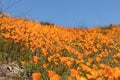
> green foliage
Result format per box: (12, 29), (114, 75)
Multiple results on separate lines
(40, 21), (55, 26)
(0, 36), (33, 63)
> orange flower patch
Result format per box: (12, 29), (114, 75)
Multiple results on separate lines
(1, 13), (120, 79)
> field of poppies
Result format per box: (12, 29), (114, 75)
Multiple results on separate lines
(0, 13), (120, 80)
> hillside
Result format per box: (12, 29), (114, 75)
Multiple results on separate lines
(0, 13), (120, 80)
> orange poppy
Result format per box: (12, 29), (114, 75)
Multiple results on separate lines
(21, 61), (26, 65)
(48, 70), (56, 78)
(30, 56), (39, 64)
(50, 74), (61, 80)
(43, 63), (48, 68)
(70, 69), (79, 77)
(96, 77), (103, 80)
(96, 56), (101, 62)
(68, 76), (73, 80)
(33, 56), (39, 62)
(32, 72), (41, 80)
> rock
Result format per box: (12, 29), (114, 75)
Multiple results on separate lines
(0, 62), (24, 79)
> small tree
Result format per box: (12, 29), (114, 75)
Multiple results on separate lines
(40, 21), (55, 26)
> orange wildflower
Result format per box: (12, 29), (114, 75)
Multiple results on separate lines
(33, 56), (39, 62)
(32, 72), (41, 80)
(43, 63), (48, 68)
(70, 69), (79, 77)
(80, 77), (87, 80)
(96, 56), (101, 62)
(76, 76), (87, 80)
(86, 62), (91, 66)
(76, 75), (81, 80)
(66, 61), (72, 68)
(68, 76), (73, 80)
(104, 67), (113, 77)
(30, 56), (39, 64)
(114, 59), (118, 63)
(21, 61), (26, 65)
(60, 57), (68, 63)
(86, 74), (93, 79)
(48, 70), (56, 78)
(48, 56), (54, 62)
(54, 61), (58, 65)
(88, 58), (93, 63)
(76, 59), (84, 65)
(89, 70), (99, 79)
(113, 53), (120, 58)
(50, 74), (61, 80)
(96, 77), (103, 80)
(113, 67), (120, 78)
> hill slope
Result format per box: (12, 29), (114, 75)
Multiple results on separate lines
(0, 14), (120, 80)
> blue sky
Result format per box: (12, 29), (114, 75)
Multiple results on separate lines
(1, 0), (120, 27)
